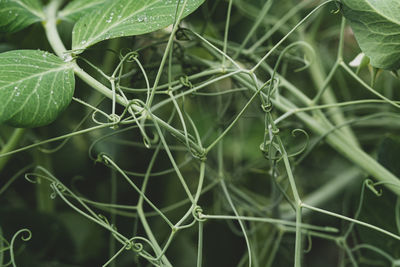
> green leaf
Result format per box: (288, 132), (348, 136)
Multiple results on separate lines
(72, 0), (205, 53)
(58, 0), (107, 22)
(0, 50), (75, 128)
(0, 0), (44, 33)
(341, 0), (400, 70)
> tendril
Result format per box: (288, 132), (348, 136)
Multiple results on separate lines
(193, 206), (207, 222)
(286, 129), (310, 158)
(268, 41), (315, 102)
(304, 232), (312, 253)
(179, 75), (193, 89)
(259, 139), (282, 160)
(9, 229), (32, 267)
(365, 179), (383, 197)
(175, 27), (192, 41)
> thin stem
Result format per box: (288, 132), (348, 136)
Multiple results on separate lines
(220, 179), (252, 267)
(340, 62), (400, 109)
(43, 3), (205, 156)
(231, 70), (400, 195)
(43, 0), (67, 59)
(198, 214), (338, 233)
(302, 203), (400, 241)
(337, 17), (346, 61)
(0, 128), (25, 174)
(148, 0), (189, 106)
(251, 0), (335, 72)
(222, 0), (233, 68)
(205, 80), (261, 153)
(232, 0), (274, 59)
(197, 221), (204, 267)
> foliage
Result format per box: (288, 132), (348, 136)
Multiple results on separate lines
(0, 50), (74, 127)
(1, 0), (400, 266)
(341, 0), (400, 70)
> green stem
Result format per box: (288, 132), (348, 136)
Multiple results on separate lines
(232, 0), (274, 59)
(265, 230), (283, 267)
(274, 131), (302, 266)
(147, 0), (189, 106)
(34, 151), (54, 213)
(305, 41), (359, 147)
(109, 170), (117, 267)
(136, 205), (172, 267)
(43, 0), (204, 156)
(302, 203), (400, 241)
(0, 128), (26, 174)
(44, 0), (67, 59)
(281, 167), (362, 219)
(222, 0), (233, 68)
(218, 136), (252, 267)
(233, 73), (400, 195)
(251, 0), (334, 72)
(197, 221), (204, 267)
(276, 97), (400, 195)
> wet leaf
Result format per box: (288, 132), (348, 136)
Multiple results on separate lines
(0, 0), (44, 33)
(58, 0), (107, 22)
(342, 0), (400, 70)
(0, 50), (75, 128)
(72, 0), (205, 53)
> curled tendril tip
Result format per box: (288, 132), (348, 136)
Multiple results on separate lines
(132, 242), (143, 252)
(179, 75), (193, 88)
(286, 129), (309, 158)
(193, 206), (206, 222)
(365, 179), (383, 197)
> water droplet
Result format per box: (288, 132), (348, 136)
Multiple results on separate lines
(14, 86), (20, 97)
(106, 12), (114, 23)
(138, 14), (147, 22)
(63, 54), (73, 62)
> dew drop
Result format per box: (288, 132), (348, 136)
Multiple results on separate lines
(63, 54), (73, 62)
(138, 14), (147, 22)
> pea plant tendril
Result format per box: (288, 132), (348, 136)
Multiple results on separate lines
(1, 0), (400, 266)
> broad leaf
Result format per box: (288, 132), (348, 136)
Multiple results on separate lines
(58, 0), (107, 22)
(72, 0), (205, 52)
(342, 0), (400, 70)
(0, 0), (44, 33)
(0, 50), (75, 128)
